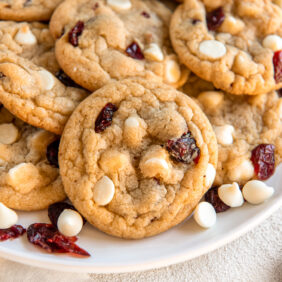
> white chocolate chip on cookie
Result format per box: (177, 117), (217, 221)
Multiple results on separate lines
(220, 15), (245, 35)
(38, 70), (55, 91)
(14, 25), (37, 45)
(198, 91), (224, 111)
(6, 163), (41, 194)
(107, 0), (132, 10)
(0, 123), (18, 145)
(205, 164), (216, 188)
(242, 180), (274, 205)
(193, 201), (216, 228)
(199, 40), (226, 60)
(57, 209), (83, 237)
(93, 176), (115, 206)
(0, 203), (18, 229)
(228, 159), (254, 182)
(144, 43), (164, 62)
(164, 59), (181, 84)
(262, 35), (282, 52)
(214, 124), (234, 146)
(218, 182), (244, 207)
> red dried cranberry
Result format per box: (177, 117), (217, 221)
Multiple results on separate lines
(27, 223), (90, 257)
(278, 88), (282, 97)
(55, 70), (81, 88)
(95, 103), (117, 133)
(126, 42), (144, 60)
(48, 202), (86, 227)
(46, 139), (60, 168)
(141, 11), (150, 18)
(0, 225), (26, 241)
(205, 187), (230, 213)
(166, 131), (200, 164)
(251, 144), (275, 180)
(206, 7), (225, 31)
(273, 50), (282, 83)
(68, 21), (84, 47)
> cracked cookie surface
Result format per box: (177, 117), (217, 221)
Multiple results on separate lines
(183, 74), (282, 185)
(0, 106), (65, 211)
(50, 0), (188, 91)
(0, 0), (63, 21)
(0, 50), (88, 134)
(170, 0), (282, 95)
(59, 78), (217, 239)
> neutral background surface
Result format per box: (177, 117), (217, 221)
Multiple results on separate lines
(0, 207), (280, 282)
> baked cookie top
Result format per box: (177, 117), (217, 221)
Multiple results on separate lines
(59, 78), (218, 239)
(0, 50), (88, 134)
(0, 105), (65, 211)
(50, 0), (189, 91)
(0, 0), (63, 21)
(170, 0), (282, 95)
(183, 75), (282, 185)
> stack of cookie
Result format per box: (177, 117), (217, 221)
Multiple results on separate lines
(0, 0), (280, 240)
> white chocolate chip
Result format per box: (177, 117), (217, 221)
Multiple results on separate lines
(57, 209), (83, 237)
(38, 70), (55, 91)
(218, 182), (244, 207)
(199, 40), (226, 59)
(193, 202), (216, 229)
(0, 203), (18, 229)
(6, 163), (40, 194)
(0, 123), (18, 145)
(144, 158), (169, 171)
(262, 35), (282, 52)
(14, 26), (37, 45)
(220, 15), (245, 35)
(144, 43), (164, 62)
(205, 164), (216, 188)
(228, 159), (254, 182)
(242, 180), (274, 205)
(198, 91), (224, 111)
(125, 116), (140, 128)
(93, 176), (115, 206)
(165, 59), (181, 84)
(107, 0), (131, 10)
(214, 125), (234, 146)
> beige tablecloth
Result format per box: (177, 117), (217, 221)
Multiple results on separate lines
(0, 207), (281, 282)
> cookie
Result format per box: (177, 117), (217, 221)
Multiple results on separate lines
(59, 78), (218, 239)
(50, 0), (189, 91)
(0, 50), (88, 134)
(0, 0), (63, 22)
(170, 0), (282, 95)
(0, 105), (65, 211)
(183, 74), (282, 185)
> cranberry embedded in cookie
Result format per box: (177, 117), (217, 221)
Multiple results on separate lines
(59, 78), (217, 239)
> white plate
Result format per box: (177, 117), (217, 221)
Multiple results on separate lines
(0, 165), (281, 273)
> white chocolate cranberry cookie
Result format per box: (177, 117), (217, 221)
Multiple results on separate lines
(170, 0), (282, 95)
(50, 0), (189, 91)
(59, 78), (217, 239)
(0, 50), (88, 134)
(0, 106), (65, 211)
(0, 0), (63, 22)
(183, 75), (282, 185)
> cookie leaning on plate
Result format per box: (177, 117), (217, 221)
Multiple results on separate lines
(0, 0), (63, 22)
(0, 106), (65, 211)
(50, 0), (188, 91)
(0, 50), (88, 135)
(59, 78), (218, 239)
(170, 0), (282, 95)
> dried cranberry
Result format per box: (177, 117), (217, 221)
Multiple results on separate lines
(278, 88), (282, 97)
(68, 21), (84, 47)
(166, 131), (200, 164)
(93, 3), (99, 10)
(46, 139), (60, 168)
(206, 7), (225, 31)
(48, 202), (86, 227)
(0, 225), (26, 241)
(205, 187), (230, 213)
(27, 223), (90, 257)
(125, 42), (144, 60)
(251, 144), (275, 180)
(95, 103), (117, 133)
(55, 70), (81, 88)
(273, 50), (282, 84)
(141, 11), (150, 18)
